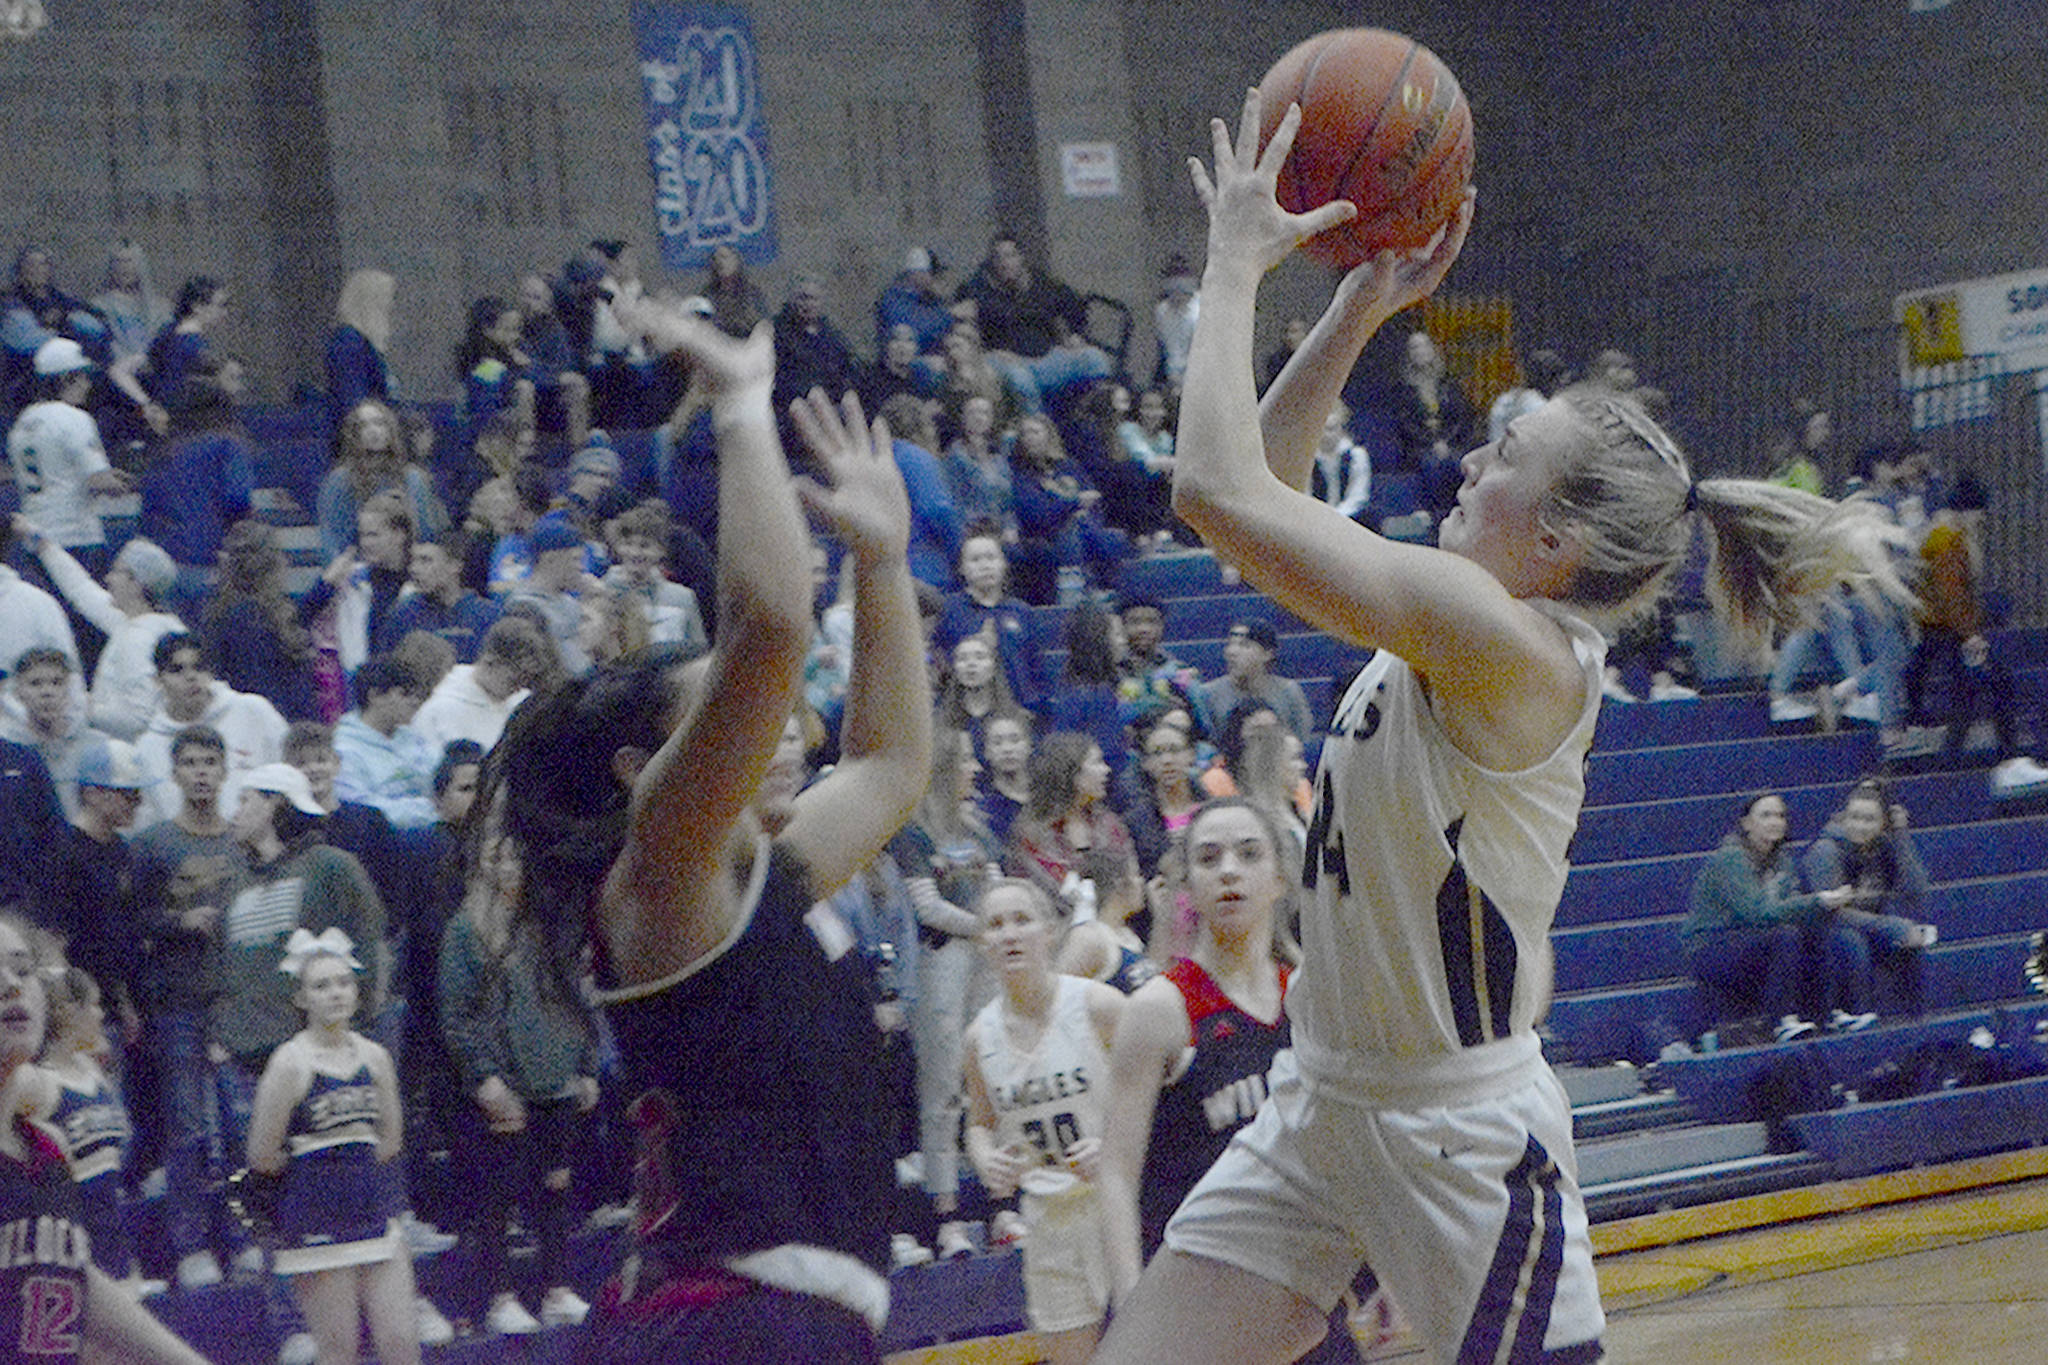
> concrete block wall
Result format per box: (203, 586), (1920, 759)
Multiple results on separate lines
(4, 0), (2045, 614)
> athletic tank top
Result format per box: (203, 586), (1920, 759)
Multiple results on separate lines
(48, 1074), (131, 1184)
(287, 1059), (381, 1157)
(0, 1120), (90, 1364)
(1139, 958), (1291, 1253)
(595, 841), (894, 1275)
(972, 974), (1108, 1197)
(1291, 602), (1605, 1086)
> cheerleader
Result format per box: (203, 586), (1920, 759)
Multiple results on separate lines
(0, 913), (209, 1362)
(41, 964), (160, 1296)
(245, 928), (417, 1365)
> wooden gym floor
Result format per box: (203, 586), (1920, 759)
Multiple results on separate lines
(888, 1161), (2048, 1363)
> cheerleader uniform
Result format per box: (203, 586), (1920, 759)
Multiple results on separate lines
(1166, 604), (1609, 1364)
(0, 1118), (92, 1363)
(971, 973), (1111, 1334)
(271, 1054), (403, 1275)
(49, 1069), (137, 1277)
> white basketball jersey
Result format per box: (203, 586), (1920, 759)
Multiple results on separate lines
(973, 975), (1108, 1196)
(1289, 602), (1605, 1085)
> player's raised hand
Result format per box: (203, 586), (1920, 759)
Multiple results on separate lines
(1190, 89), (1358, 275)
(788, 389), (910, 563)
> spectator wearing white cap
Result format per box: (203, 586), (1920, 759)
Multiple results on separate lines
(11, 514), (183, 740)
(7, 337), (129, 574)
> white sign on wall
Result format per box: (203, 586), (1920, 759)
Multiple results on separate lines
(1896, 265), (2048, 375)
(1060, 142), (1121, 198)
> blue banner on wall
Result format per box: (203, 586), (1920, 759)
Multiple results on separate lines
(633, 2), (778, 271)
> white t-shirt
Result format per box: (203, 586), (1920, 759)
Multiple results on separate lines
(7, 401), (110, 548)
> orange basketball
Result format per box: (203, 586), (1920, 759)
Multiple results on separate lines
(1257, 28), (1474, 269)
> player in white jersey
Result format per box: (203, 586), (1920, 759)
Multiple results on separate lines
(1097, 92), (1909, 1365)
(964, 878), (1123, 1365)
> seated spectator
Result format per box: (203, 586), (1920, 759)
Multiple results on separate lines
(1115, 591), (1197, 718)
(940, 394), (1014, 537)
(1235, 718), (1309, 852)
(1058, 846), (1157, 993)
(138, 355), (255, 615)
(1308, 398), (1371, 523)
(955, 233), (1111, 413)
(317, 397), (450, 561)
(90, 240), (173, 373)
(875, 395), (964, 590)
(0, 513), (82, 678)
(9, 337), (126, 575)
(0, 646), (106, 819)
(978, 708), (1033, 848)
(1122, 712), (1201, 882)
(771, 272), (861, 413)
(1005, 730), (1136, 905)
(937, 319), (1023, 435)
(1195, 618), (1313, 745)
(934, 530), (1047, 713)
(865, 322), (943, 413)
(143, 276), (230, 408)
(1009, 412), (1128, 603)
(1048, 599), (1128, 775)
(1904, 473), (2048, 792)
(14, 519), (182, 741)
(599, 500), (707, 658)
(698, 243), (769, 340)
(134, 631), (289, 827)
(1070, 382), (1172, 542)
(1766, 399), (1833, 494)
(325, 268), (396, 431)
(936, 628), (1020, 768)
(515, 273), (591, 446)
(1802, 780), (1937, 1018)
(1486, 347), (1568, 444)
(1117, 387), (1176, 483)
(1682, 791), (1861, 1042)
(2, 246), (111, 409)
(202, 520), (320, 722)
(561, 433), (635, 545)
(1151, 256), (1199, 391)
(875, 245), (955, 360)
(411, 615), (556, 756)
(1198, 699), (1311, 823)
(378, 527), (500, 664)
(482, 462), (553, 596)
(333, 655), (436, 829)
(1383, 329), (1476, 518)
(506, 513), (595, 676)
(457, 295), (538, 435)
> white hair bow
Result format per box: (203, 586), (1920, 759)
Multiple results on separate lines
(278, 927), (364, 978)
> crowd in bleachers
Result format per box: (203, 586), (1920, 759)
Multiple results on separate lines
(3, 226), (2047, 1357)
